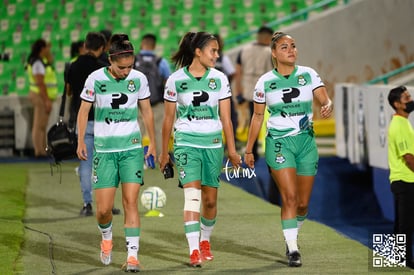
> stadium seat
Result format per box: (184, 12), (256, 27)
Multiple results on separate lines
(0, 0), (341, 95)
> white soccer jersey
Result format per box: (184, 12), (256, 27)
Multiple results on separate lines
(164, 66), (231, 148)
(254, 65), (324, 139)
(80, 67), (150, 152)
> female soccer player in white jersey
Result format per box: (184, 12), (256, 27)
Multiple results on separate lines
(159, 32), (241, 267)
(76, 34), (156, 272)
(244, 32), (333, 267)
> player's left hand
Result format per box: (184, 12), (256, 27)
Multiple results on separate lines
(320, 99), (333, 118)
(228, 152), (242, 169)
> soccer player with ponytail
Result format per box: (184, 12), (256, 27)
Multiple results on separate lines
(159, 31), (241, 267)
(244, 31), (333, 267)
(77, 33), (156, 272)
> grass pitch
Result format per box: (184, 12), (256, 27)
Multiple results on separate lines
(1, 162), (409, 274)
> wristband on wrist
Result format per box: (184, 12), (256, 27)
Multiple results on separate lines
(245, 152), (253, 154)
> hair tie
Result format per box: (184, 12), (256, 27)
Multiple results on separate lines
(271, 32), (287, 43)
(109, 50), (134, 57)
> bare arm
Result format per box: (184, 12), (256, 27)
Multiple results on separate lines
(244, 102), (266, 168)
(314, 86), (333, 119)
(159, 101), (176, 171)
(139, 98), (156, 159)
(234, 63), (243, 98)
(76, 100), (92, 160)
(220, 98), (241, 168)
(403, 153), (414, 172)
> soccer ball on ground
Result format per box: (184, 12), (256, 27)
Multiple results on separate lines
(140, 186), (167, 210)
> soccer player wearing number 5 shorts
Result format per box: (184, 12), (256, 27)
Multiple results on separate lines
(244, 32), (333, 267)
(159, 32), (241, 267)
(77, 34), (156, 272)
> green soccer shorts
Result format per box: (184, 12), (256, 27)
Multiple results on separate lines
(174, 146), (223, 187)
(265, 133), (318, 176)
(92, 148), (144, 189)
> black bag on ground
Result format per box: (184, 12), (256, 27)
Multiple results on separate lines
(47, 119), (77, 163)
(46, 87), (77, 163)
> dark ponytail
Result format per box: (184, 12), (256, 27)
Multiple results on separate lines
(108, 33), (134, 61)
(171, 31), (217, 68)
(27, 38), (47, 65)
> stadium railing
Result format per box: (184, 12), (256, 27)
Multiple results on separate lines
(366, 62), (414, 85)
(224, 0), (350, 47)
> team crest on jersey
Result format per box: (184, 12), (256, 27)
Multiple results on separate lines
(275, 153), (286, 164)
(298, 75), (307, 86)
(208, 79), (217, 90)
(131, 138), (139, 144)
(212, 138), (220, 143)
(127, 80), (136, 92)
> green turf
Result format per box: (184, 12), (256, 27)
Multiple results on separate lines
(1, 162), (410, 274)
(0, 164), (28, 275)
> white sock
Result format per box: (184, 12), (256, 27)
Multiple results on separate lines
(297, 220), (304, 232)
(126, 236), (139, 259)
(200, 223), (214, 242)
(283, 228), (299, 252)
(185, 221), (200, 254)
(98, 223), (112, 241)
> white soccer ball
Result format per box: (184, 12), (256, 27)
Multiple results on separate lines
(140, 186), (167, 210)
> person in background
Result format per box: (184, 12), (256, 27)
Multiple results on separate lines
(67, 32), (122, 217)
(26, 39), (58, 158)
(98, 29), (112, 66)
(63, 40), (85, 86)
(244, 31), (333, 267)
(159, 31), (241, 267)
(135, 33), (171, 156)
(234, 26), (274, 160)
(387, 85), (414, 269)
(213, 33), (238, 139)
(76, 33), (156, 272)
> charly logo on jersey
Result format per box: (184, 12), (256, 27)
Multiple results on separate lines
(298, 75), (307, 86)
(208, 79), (217, 90)
(98, 83), (107, 92)
(127, 80), (136, 92)
(179, 168), (186, 179)
(92, 157), (99, 184)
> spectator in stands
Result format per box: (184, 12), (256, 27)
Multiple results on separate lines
(63, 40), (85, 85)
(98, 29), (112, 66)
(244, 31), (333, 267)
(159, 31), (241, 267)
(76, 33), (155, 272)
(135, 33), (171, 156)
(67, 32), (120, 217)
(26, 39), (58, 158)
(234, 26), (274, 160)
(213, 33), (238, 139)
(387, 85), (414, 269)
